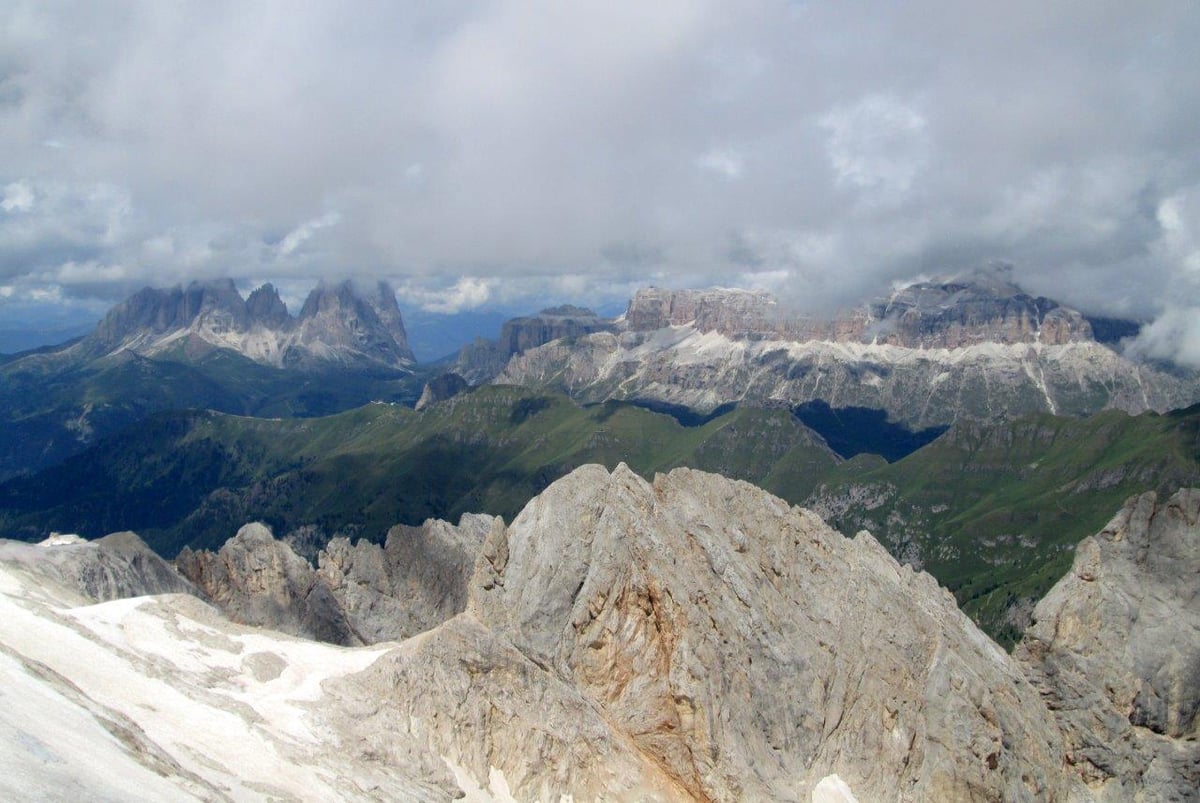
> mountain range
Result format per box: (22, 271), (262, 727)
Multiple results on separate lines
(1, 469), (1196, 800)
(0, 279), (425, 480)
(487, 271), (1200, 429)
(3, 270), (1200, 798)
(3, 384), (1196, 648)
(84, 278), (415, 369)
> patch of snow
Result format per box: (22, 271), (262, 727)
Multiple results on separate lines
(443, 757), (520, 803)
(812, 773), (859, 802)
(38, 533), (88, 547)
(0, 565), (394, 800)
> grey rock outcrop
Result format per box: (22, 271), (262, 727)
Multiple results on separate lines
(6, 468), (1200, 800)
(454, 305), (616, 383)
(1016, 488), (1200, 801)
(624, 272), (1095, 348)
(414, 371), (470, 410)
(176, 522), (357, 645)
(176, 516), (493, 645)
(287, 279), (415, 369)
(316, 514), (496, 643)
(0, 531), (198, 603)
(470, 464), (1075, 801)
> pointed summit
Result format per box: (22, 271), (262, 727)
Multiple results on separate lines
(289, 280), (414, 369)
(86, 278), (248, 354)
(77, 278), (413, 371)
(245, 283), (290, 329)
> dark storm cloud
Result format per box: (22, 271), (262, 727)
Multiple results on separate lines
(1, 1), (1198, 361)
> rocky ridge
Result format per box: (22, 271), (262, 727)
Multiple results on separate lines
(495, 275), (1199, 428)
(3, 468), (1197, 800)
(83, 278), (415, 370)
(624, 273), (1094, 348)
(176, 515), (495, 645)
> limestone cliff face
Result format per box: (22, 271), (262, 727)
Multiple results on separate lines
(470, 464), (1073, 801)
(1015, 488), (1200, 801)
(625, 287), (780, 335)
(624, 275), (1094, 348)
(496, 275), (1200, 427)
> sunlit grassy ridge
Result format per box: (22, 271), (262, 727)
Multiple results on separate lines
(2, 386), (1196, 647)
(0, 385), (836, 556)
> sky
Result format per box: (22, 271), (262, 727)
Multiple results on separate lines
(1, 1), (1199, 362)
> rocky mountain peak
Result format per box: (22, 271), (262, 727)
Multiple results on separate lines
(290, 280), (415, 368)
(88, 278), (247, 350)
(864, 271), (1094, 347)
(245, 282), (290, 328)
(81, 278), (415, 371)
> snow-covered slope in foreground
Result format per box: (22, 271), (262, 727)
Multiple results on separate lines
(0, 534), (687, 801)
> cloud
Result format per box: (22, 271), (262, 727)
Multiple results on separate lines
(2, 181), (35, 213)
(820, 95), (929, 197)
(397, 276), (493, 314)
(0, 0), (1197, 347)
(276, 211), (342, 258)
(697, 148), (744, 180)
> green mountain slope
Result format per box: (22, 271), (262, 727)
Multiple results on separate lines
(0, 386), (837, 557)
(0, 347), (426, 481)
(3, 383), (1197, 648)
(806, 404), (1200, 646)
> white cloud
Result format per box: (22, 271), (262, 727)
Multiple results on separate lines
(398, 276), (493, 314)
(820, 95), (929, 197)
(276, 212), (342, 258)
(0, 1), (1197, 329)
(2, 181), (35, 213)
(697, 148), (744, 179)
(1131, 306), (1200, 369)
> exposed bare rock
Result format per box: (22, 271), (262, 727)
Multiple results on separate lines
(287, 279), (415, 369)
(320, 613), (690, 801)
(625, 287), (780, 335)
(470, 463), (1076, 801)
(1016, 488), (1200, 801)
(176, 522), (358, 645)
(414, 371), (470, 410)
(177, 516), (492, 646)
(0, 530), (198, 603)
(315, 514), (496, 643)
(79, 278), (415, 371)
(625, 272), (1095, 348)
(497, 274), (1199, 427)
(454, 305), (616, 383)
(12, 468), (1199, 800)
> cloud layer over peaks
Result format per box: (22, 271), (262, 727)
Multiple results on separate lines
(1, 1), (1199, 364)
